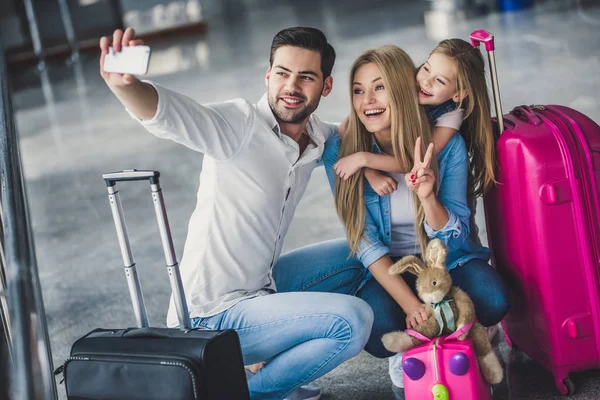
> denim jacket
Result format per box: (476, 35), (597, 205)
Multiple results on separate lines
(322, 127), (491, 271)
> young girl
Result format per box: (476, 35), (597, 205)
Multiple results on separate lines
(334, 38), (496, 200)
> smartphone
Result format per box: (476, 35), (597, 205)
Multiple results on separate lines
(103, 45), (151, 75)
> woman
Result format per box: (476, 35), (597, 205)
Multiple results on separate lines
(273, 45), (509, 399)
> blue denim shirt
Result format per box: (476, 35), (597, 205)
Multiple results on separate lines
(425, 99), (458, 125)
(322, 129), (491, 271)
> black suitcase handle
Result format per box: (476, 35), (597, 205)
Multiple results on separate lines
(123, 328), (193, 339)
(103, 169), (160, 186)
(103, 169), (191, 329)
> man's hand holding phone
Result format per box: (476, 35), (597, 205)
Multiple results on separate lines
(100, 28), (148, 87)
(99, 28), (158, 120)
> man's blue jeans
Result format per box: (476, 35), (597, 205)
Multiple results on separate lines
(272, 238), (510, 358)
(191, 290), (373, 399)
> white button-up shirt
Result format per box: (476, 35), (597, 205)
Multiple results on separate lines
(133, 83), (338, 327)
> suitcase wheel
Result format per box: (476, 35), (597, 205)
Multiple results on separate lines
(556, 377), (576, 396)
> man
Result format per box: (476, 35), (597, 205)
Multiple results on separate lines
(99, 26), (373, 400)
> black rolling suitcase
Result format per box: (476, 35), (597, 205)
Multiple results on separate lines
(55, 170), (250, 400)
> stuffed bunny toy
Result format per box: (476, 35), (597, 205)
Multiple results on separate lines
(381, 239), (503, 385)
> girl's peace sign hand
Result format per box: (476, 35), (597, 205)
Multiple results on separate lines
(405, 137), (435, 199)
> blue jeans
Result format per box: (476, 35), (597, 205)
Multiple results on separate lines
(272, 239), (510, 359)
(191, 291), (373, 399)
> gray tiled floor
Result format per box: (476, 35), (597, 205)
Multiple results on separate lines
(8, 0), (600, 399)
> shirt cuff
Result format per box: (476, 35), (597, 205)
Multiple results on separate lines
(357, 242), (390, 269)
(424, 207), (463, 239)
(125, 80), (165, 124)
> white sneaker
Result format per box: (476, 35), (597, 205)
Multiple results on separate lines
(388, 352), (405, 388)
(284, 385), (321, 400)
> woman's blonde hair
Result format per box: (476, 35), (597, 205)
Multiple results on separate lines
(335, 45), (438, 255)
(431, 39), (497, 197)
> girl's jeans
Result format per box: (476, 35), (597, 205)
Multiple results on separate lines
(272, 238), (510, 358)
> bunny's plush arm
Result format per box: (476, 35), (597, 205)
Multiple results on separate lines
(381, 305), (440, 353)
(449, 286), (475, 339)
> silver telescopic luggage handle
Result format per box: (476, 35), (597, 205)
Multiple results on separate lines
(470, 29), (505, 135)
(102, 169), (192, 330)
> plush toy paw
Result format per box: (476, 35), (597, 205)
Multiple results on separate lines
(382, 331), (415, 353)
(478, 352), (504, 384)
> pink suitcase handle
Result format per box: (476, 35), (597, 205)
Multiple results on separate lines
(470, 30), (495, 52)
(511, 105), (543, 126)
(404, 321), (474, 343)
(470, 29), (504, 134)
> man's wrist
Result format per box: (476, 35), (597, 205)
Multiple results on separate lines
(111, 78), (143, 94)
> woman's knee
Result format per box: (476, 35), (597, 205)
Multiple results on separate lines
(475, 287), (510, 326)
(452, 259), (510, 326)
(476, 269), (510, 326)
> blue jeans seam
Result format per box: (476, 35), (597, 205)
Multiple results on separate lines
(298, 264), (363, 292)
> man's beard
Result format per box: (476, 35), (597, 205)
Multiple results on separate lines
(268, 92), (320, 125)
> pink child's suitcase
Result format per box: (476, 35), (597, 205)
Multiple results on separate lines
(401, 324), (493, 400)
(473, 30), (600, 395)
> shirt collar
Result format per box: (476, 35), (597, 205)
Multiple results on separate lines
(256, 93), (320, 144)
(257, 93), (281, 136)
(371, 137), (384, 154)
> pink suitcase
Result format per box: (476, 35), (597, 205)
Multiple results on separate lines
(401, 323), (493, 400)
(472, 30), (600, 395)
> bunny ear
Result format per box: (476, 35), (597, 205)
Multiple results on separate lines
(389, 256), (427, 276)
(425, 239), (448, 270)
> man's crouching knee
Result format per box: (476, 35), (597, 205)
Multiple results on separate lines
(334, 296), (374, 356)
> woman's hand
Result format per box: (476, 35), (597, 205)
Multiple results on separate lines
(406, 137), (435, 200)
(364, 169), (397, 196)
(334, 152), (368, 180)
(405, 303), (429, 329)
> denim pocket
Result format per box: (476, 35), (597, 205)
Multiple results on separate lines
(192, 313), (224, 330)
(191, 317), (211, 329)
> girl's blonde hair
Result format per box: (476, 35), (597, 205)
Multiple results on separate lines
(335, 45), (438, 255)
(431, 39), (496, 197)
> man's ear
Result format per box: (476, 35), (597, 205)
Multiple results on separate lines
(321, 76), (333, 97)
(265, 67), (272, 87)
(452, 90), (467, 103)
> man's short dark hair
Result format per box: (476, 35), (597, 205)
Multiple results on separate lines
(270, 27), (336, 79)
